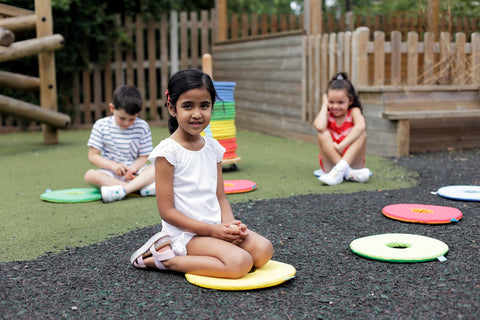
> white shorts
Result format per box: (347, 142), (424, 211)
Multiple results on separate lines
(96, 164), (148, 181)
(169, 232), (195, 256)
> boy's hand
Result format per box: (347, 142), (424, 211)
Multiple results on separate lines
(111, 163), (128, 176)
(124, 169), (137, 181)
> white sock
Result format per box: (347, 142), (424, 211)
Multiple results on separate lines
(334, 160), (350, 176)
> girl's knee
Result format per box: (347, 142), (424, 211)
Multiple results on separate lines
(253, 239), (274, 268)
(225, 250), (253, 279)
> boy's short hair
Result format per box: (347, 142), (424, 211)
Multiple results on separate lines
(112, 85), (143, 115)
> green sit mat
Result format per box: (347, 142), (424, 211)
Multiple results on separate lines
(40, 188), (101, 203)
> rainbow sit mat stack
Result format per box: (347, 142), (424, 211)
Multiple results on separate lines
(203, 82), (241, 168)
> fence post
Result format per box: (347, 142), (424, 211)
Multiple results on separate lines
(346, 11), (355, 31)
(170, 10), (179, 74)
(373, 31), (385, 85)
(423, 31), (435, 84)
(305, 0), (323, 35)
(391, 31), (402, 85)
(427, 0), (439, 39)
(407, 31), (419, 85)
(471, 32), (480, 84)
(216, 0), (227, 41)
(352, 27), (369, 86)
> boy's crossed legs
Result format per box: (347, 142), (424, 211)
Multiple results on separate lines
(84, 165), (155, 202)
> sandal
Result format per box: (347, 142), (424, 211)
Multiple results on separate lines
(130, 231), (175, 270)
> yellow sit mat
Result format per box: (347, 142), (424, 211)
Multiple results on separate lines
(185, 260), (296, 290)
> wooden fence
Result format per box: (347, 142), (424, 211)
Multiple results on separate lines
(304, 28), (480, 122)
(4, 7), (480, 134)
(228, 12), (303, 39)
(350, 12), (480, 39)
(210, 27), (480, 155)
(72, 10), (215, 126)
(70, 9), (480, 127)
(229, 11), (480, 40)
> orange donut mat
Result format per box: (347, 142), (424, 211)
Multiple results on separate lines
(382, 203), (462, 224)
(224, 180), (257, 194)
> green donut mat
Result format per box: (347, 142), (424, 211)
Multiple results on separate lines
(350, 233), (449, 263)
(40, 188), (101, 203)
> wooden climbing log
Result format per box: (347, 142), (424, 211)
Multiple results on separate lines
(0, 70), (40, 90)
(0, 27), (14, 46)
(0, 94), (70, 128)
(0, 34), (64, 63)
(0, 14), (36, 33)
(0, 3), (34, 17)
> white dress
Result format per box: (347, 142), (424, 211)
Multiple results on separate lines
(148, 136), (225, 256)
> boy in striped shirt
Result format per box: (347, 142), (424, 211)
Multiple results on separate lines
(84, 85), (156, 202)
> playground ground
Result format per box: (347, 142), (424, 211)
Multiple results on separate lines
(1, 128), (479, 319)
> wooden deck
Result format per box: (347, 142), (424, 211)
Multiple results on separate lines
(359, 85), (480, 157)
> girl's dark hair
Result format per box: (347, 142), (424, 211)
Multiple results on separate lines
(326, 72), (362, 112)
(165, 68), (216, 134)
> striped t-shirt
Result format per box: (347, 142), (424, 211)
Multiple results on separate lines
(87, 116), (153, 166)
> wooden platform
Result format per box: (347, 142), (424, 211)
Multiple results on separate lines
(359, 85), (480, 157)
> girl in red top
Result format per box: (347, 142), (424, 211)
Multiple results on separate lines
(313, 72), (371, 185)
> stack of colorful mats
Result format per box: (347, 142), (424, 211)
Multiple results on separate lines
(202, 82), (239, 162)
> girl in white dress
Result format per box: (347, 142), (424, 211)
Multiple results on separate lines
(130, 68), (273, 279)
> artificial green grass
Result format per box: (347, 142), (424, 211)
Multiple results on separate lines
(0, 127), (418, 262)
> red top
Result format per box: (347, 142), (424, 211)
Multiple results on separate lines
(327, 109), (354, 144)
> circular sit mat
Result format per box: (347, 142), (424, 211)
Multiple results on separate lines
(224, 180), (257, 194)
(313, 169), (325, 177)
(382, 203), (462, 224)
(185, 260), (296, 290)
(40, 188), (101, 203)
(436, 185), (480, 201)
(350, 233), (449, 263)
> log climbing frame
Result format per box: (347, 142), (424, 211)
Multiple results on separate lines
(0, 1), (68, 144)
